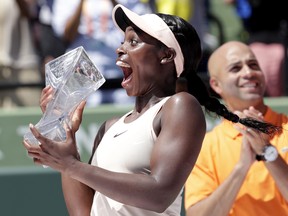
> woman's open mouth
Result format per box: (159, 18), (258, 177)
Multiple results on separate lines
(116, 60), (133, 87)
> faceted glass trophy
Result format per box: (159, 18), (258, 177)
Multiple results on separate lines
(24, 46), (105, 145)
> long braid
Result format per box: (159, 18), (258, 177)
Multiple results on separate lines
(186, 72), (280, 135)
(158, 13), (280, 135)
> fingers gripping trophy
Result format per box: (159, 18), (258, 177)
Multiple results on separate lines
(24, 46), (105, 145)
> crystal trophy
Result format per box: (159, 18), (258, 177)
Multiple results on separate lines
(24, 46), (106, 145)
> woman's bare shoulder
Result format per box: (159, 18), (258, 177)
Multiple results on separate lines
(166, 92), (202, 111)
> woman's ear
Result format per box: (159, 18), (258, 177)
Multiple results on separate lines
(160, 48), (176, 64)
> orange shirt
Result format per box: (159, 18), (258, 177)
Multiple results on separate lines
(185, 107), (288, 216)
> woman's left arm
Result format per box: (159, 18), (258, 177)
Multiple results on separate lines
(23, 92), (206, 212)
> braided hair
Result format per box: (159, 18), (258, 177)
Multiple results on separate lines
(157, 13), (279, 135)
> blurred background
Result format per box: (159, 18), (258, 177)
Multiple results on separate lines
(0, 0), (287, 215)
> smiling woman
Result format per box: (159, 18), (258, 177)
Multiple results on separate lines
(23, 4), (279, 216)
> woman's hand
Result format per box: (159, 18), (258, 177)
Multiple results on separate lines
(24, 88), (87, 170)
(39, 85), (86, 133)
(23, 123), (80, 173)
(70, 100), (86, 134)
(40, 85), (54, 113)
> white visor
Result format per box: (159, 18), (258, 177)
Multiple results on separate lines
(112, 4), (184, 77)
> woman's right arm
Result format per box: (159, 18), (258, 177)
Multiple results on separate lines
(39, 86), (119, 214)
(40, 85), (96, 215)
(62, 116), (120, 215)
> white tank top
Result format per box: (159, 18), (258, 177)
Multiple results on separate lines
(90, 97), (183, 216)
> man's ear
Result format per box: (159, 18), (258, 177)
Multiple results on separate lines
(160, 48), (176, 64)
(209, 76), (222, 95)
